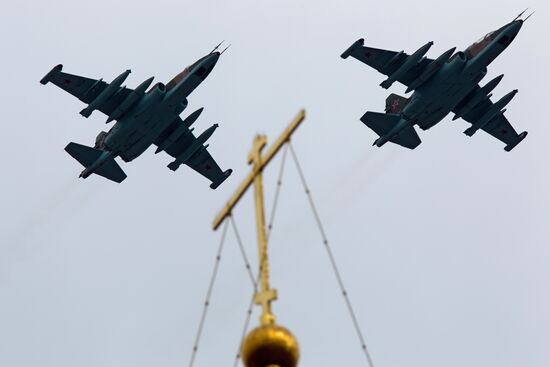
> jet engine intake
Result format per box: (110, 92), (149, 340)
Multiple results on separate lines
(446, 51), (467, 74)
(173, 98), (188, 115)
(149, 82), (166, 96)
(146, 82), (166, 102)
(131, 82), (166, 115)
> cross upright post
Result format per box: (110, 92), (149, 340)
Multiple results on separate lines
(212, 110), (306, 325)
(247, 134), (277, 325)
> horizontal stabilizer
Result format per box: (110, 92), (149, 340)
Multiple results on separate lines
(391, 125), (422, 149)
(65, 142), (104, 167)
(95, 159), (127, 183)
(65, 142), (126, 183)
(361, 111), (401, 137)
(361, 111), (421, 149)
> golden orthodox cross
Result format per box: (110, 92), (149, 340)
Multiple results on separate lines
(212, 110), (306, 325)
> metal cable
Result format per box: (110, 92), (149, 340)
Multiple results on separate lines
(230, 143), (290, 290)
(288, 142), (375, 367)
(266, 143), (289, 242)
(231, 143), (290, 367)
(188, 219), (230, 367)
(230, 215), (257, 289)
(232, 271), (261, 367)
(187, 144), (290, 367)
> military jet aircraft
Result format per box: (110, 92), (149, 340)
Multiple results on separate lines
(341, 11), (532, 151)
(41, 44), (232, 188)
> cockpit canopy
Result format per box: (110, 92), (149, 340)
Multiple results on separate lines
(465, 31), (496, 59)
(165, 55), (216, 90)
(166, 68), (192, 90)
(464, 20), (518, 59)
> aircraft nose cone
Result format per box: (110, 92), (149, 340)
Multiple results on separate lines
(510, 20), (523, 34)
(201, 52), (220, 72)
(209, 52), (220, 63)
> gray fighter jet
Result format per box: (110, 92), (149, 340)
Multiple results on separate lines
(341, 11), (533, 151)
(41, 44), (232, 187)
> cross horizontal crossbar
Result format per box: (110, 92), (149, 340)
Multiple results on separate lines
(212, 109), (306, 230)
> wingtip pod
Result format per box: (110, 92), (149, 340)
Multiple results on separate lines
(504, 131), (528, 152)
(341, 38), (364, 59)
(80, 107), (93, 118)
(380, 79), (393, 89)
(40, 64), (63, 85)
(167, 161), (180, 171)
(463, 126), (477, 137)
(209, 169), (233, 190)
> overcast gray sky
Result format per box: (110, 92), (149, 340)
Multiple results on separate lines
(1, 1), (549, 366)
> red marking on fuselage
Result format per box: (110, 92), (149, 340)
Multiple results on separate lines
(391, 99), (400, 113)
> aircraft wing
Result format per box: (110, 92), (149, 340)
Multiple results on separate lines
(341, 39), (433, 87)
(156, 117), (232, 189)
(454, 86), (527, 151)
(40, 64), (132, 116)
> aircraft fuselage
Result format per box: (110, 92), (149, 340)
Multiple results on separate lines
(399, 20), (523, 131)
(101, 53), (220, 162)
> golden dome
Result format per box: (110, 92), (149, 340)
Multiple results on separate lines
(241, 324), (300, 367)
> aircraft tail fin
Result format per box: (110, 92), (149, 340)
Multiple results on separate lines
(361, 111), (421, 149)
(65, 142), (127, 183)
(385, 94), (410, 114)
